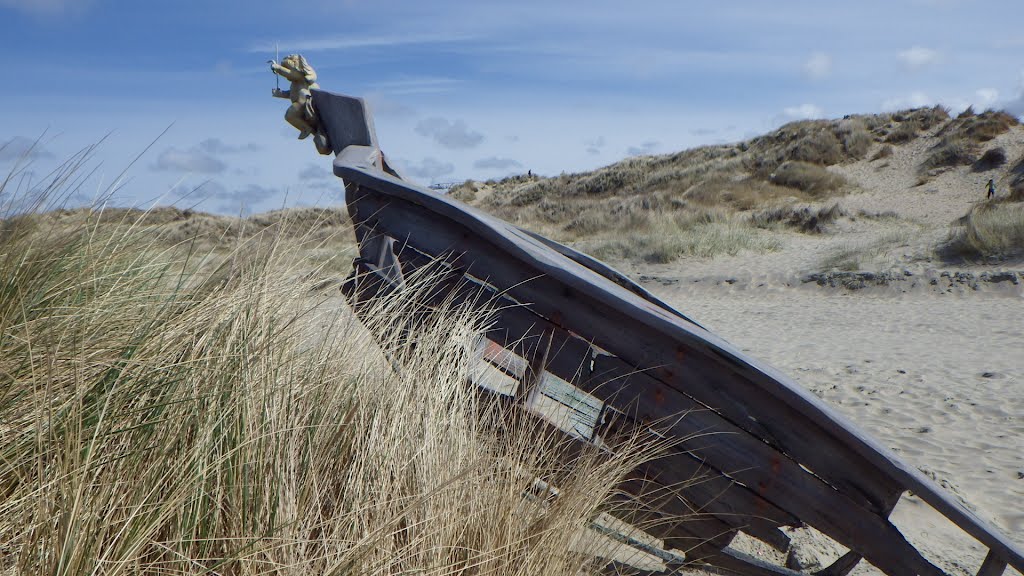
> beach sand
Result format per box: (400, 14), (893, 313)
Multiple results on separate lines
(608, 126), (1024, 574)
(645, 281), (1022, 574)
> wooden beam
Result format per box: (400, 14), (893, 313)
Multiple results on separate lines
(815, 550), (865, 576)
(612, 478), (737, 555)
(339, 171), (1024, 573)
(466, 341), (789, 558)
(352, 257), (799, 532)
(346, 256), (941, 575)
(347, 253), (938, 575)
(520, 328), (553, 405)
(702, 547), (806, 576)
(515, 226), (705, 330)
(348, 185), (902, 512)
(976, 550), (1007, 576)
(470, 385), (729, 564)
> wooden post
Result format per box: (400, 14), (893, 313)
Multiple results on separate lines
(520, 328), (552, 407)
(976, 550), (1007, 576)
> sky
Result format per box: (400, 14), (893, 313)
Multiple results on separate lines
(3, 0), (1024, 215)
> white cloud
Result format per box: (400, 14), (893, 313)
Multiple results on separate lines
(898, 46), (939, 70)
(881, 91), (934, 111)
(0, 0), (89, 16)
(783, 104), (824, 120)
(174, 180), (282, 213)
(585, 136), (606, 156)
(151, 138), (263, 175)
(415, 117), (484, 149)
(974, 88), (999, 109)
(473, 157), (522, 171)
(251, 32), (477, 54)
(298, 163), (330, 181)
(218, 184), (280, 205)
(369, 76), (462, 96)
(173, 180), (226, 201)
(0, 135), (53, 164)
(879, 90), (1002, 115)
(198, 138), (261, 155)
(402, 157), (455, 182)
(153, 148), (226, 174)
(803, 52), (832, 79)
(626, 141), (659, 157)
(689, 128), (718, 136)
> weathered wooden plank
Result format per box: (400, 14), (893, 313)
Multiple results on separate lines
(704, 547), (806, 576)
(347, 257), (810, 555)
(357, 255), (801, 531)
(468, 340), (792, 557)
(520, 328), (552, 406)
(342, 257), (396, 310)
(613, 478), (737, 554)
(815, 550), (866, 576)
(584, 354), (951, 576)
(976, 551), (1007, 576)
(626, 463), (791, 555)
(346, 255), (845, 557)
(345, 261), (853, 575)
(481, 339), (527, 379)
(342, 267), (784, 562)
(470, 384), (734, 560)
(338, 170), (1024, 572)
(347, 262), (797, 561)
(809, 490), (901, 576)
(346, 184), (901, 512)
(614, 469), (790, 553)
(603, 546), (810, 576)
(346, 220), (937, 573)
(310, 89), (379, 155)
(515, 227), (705, 330)
(448, 316), (794, 559)
(467, 391), (689, 574)
(343, 189), (954, 576)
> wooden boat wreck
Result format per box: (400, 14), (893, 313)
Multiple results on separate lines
(305, 87), (1024, 576)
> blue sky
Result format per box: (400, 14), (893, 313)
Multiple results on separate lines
(3, 0), (1024, 214)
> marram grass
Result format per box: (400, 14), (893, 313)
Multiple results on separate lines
(0, 196), (673, 574)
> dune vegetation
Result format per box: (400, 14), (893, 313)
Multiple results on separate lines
(0, 162), (672, 574)
(941, 200), (1024, 262)
(937, 147), (1024, 263)
(450, 109), (916, 263)
(454, 105), (1024, 268)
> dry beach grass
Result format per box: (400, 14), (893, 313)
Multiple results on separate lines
(0, 176), (674, 574)
(3, 104), (1023, 575)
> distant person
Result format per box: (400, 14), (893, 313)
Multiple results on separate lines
(986, 178), (996, 199)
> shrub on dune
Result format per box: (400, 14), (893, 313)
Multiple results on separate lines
(940, 202), (1024, 262)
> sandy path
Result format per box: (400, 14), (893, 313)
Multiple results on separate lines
(647, 281), (1023, 574)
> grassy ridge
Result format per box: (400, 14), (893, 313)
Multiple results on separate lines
(0, 202), (668, 574)
(454, 106), (1024, 267)
(450, 111), (895, 263)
